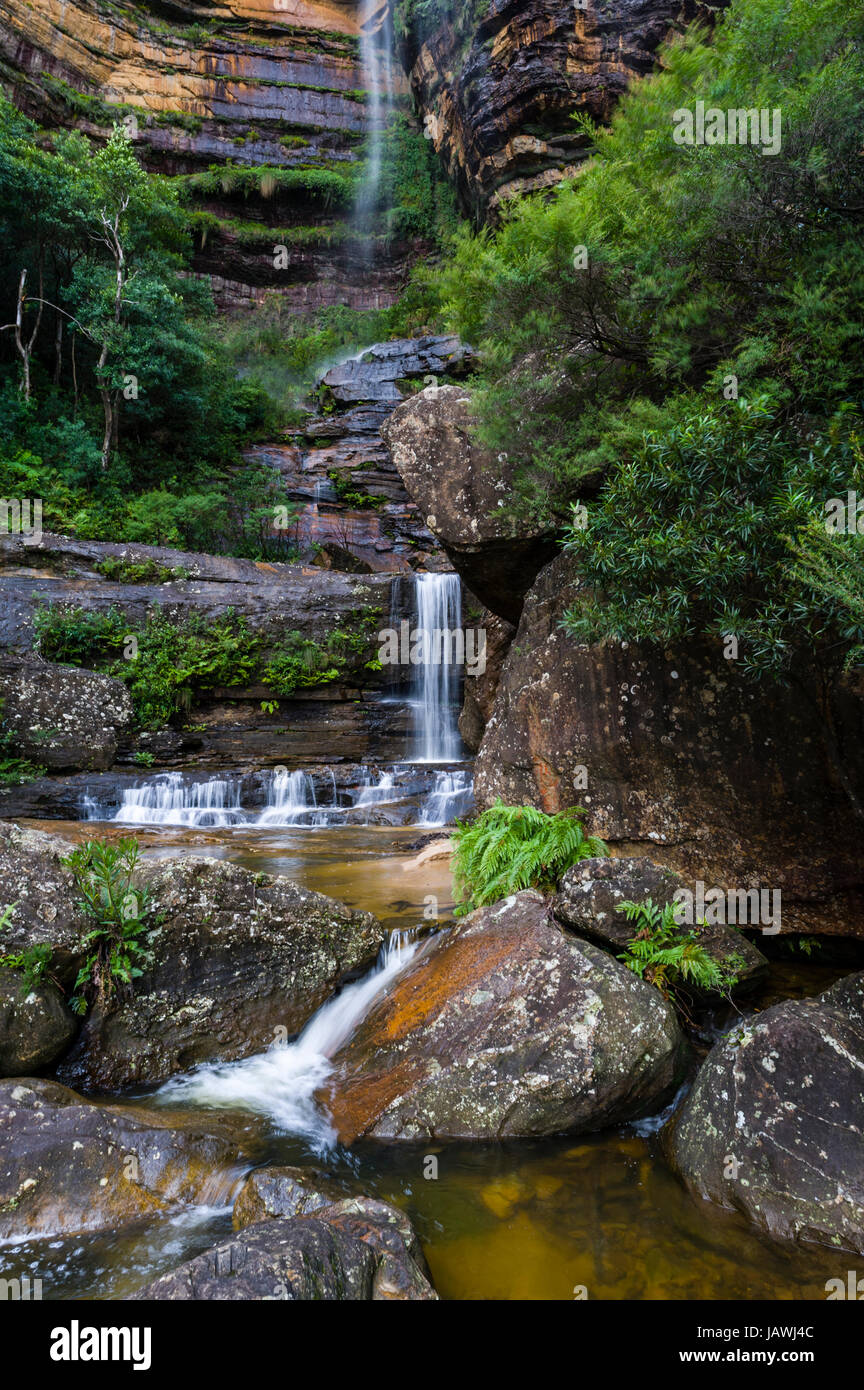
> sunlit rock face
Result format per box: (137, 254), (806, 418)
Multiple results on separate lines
(398, 0), (724, 220)
(0, 0), (411, 311)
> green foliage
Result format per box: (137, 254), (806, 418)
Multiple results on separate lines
(261, 616), (378, 695)
(62, 838), (154, 1012)
(0, 103), (280, 554)
(0, 904), (54, 997)
(32, 600), (380, 725)
(616, 898), (744, 1001)
(435, 0), (864, 518)
(378, 112), (460, 243)
(180, 161), (359, 207)
(34, 603), (261, 727)
(563, 397), (864, 681)
(451, 801), (607, 913)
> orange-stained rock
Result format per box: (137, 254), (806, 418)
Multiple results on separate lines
(319, 890), (687, 1142)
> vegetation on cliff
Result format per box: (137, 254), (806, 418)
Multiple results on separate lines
(429, 0), (864, 735)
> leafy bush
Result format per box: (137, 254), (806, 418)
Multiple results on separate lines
(451, 802), (607, 913)
(435, 0), (864, 515)
(62, 838), (154, 1012)
(616, 898), (745, 1002)
(34, 604), (262, 727)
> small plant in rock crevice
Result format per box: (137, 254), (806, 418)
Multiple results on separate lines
(616, 898), (745, 1003)
(62, 838), (156, 1014)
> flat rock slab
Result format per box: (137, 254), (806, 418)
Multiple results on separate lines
(320, 889), (687, 1142)
(668, 971), (864, 1253)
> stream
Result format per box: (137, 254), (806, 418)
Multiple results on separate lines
(1, 814), (856, 1301)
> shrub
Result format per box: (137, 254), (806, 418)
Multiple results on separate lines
(62, 838), (154, 1013)
(451, 801), (607, 913)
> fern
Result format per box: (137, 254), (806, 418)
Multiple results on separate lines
(616, 898), (744, 1002)
(452, 802), (607, 913)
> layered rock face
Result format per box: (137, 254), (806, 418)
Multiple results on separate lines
(0, 0), (410, 311)
(251, 337), (476, 575)
(474, 551), (864, 937)
(668, 972), (864, 1253)
(398, 0), (720, 219)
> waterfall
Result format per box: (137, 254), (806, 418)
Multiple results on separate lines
(99, 772), (247, 828)
(409, 572), (465, 762)
(92, 764), (470, 828)
(156, 929), (422, 1148)
(257, 769), (322, 827)
(419, 769), (474, 827)
(353, 0), (395, 243)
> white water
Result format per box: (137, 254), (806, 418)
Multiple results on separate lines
(353, 0), (396, 242)
(419, 768), (473, 827)
(86, 764), (470, 828)
(157, 930), (421, 1148)
(410, 572), (464, 762)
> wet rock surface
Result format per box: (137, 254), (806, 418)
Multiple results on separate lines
(321, 889), (687, 1142)
(0, 655), (133, 772)
(0, 970), (78, 1078)
(0, 823), (85, 984)
(129, 1196), (437, 1300)
(0, 1078), (242, 1240)
(56, 855), (385, 1090)
(553, 856), (769, 996)
(382, 386), (558, 622)
(232, 1164), (350, 1229)
(667, 971), (864, 1253)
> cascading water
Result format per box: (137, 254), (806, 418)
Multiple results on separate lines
(86, 764), (470, 827)
(352, 0), (395, 247)
(156, 929), (422, 1148)
(419, 768), (473, 827)
(409, 572), (465, 763)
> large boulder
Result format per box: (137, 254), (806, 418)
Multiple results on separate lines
(667, 972), (864, 1253)
(553, 856), (768, 997)
(129, 1198), (437, 1301)
(232, 1165), (348, 1230)
(458, 608), (515, 752)
(0, 823), (85, 985)
(0, 970), (77, 1077)
(57, 855), (385, 1091)
(475, 551), (864, 937)
(0, 655), (133, 771)
(381, 386), (557, 623)
(0, 1078), (242, 1240)
(319, 890), (687, 1142)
